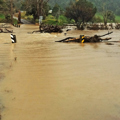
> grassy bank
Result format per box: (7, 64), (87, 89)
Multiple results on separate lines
(115, 16), (120, 22)
(95, 13), (120, 23)
(0, 14), (18, 24)
(16, 11), (120, 25)
(0, 14), (5, 19)
(0, 14), (5, 22)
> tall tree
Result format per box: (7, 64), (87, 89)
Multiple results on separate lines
(0, 0), (4, 11)
(102, 3), (115, 26)
(65, 0), (96, 29)
(25, 0), (49, 22)
(0, 0), (15, 23)
(49, 0), (120, 15)
(52, 3), (61, 19)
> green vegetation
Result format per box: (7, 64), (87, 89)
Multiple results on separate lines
(0, 14), (5, 22)
(42, 15), (69, 25)
(0, 13), (17, 24)
(94, 13), (120, 23)
(95, 13), (103, 20)
(65, 0), (97, 29)
(0, 14), (5, 19)
(48, 0), (120, 15)
(1, 0), (120, 25)
(115, 16), (120, 23)
(13, 19), (18, 24)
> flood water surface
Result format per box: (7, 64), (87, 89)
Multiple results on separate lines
(0, 24), (120, 120)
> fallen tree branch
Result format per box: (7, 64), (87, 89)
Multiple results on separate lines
(56, 32), (113, 43)
(55, 37), (76, 42)
(0, 28), (3, 32)
(0, 28), (13, 33)
(98, 31), (113, 37)
(5, 28), (13, 33)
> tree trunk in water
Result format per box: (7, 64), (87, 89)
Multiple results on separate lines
(77, 22), (84, 30)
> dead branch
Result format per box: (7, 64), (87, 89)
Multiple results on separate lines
(56, 32), (113, 43)
(5, 28), (13, 33)
(0, 28), (13, 33)
(98, 31), (113, 37)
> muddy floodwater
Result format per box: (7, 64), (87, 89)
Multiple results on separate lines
(0, 24), (120, 120)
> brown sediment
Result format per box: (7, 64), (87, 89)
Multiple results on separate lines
(0, 73), (5, 120)
(0, 73), (4, 81)
(0, 103), (5, 120)
(0, 25), (120, 120)
(105, 42), (114, 45)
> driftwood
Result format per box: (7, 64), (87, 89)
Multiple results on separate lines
(40, 24), (63, 33)
(32, 24), (63, 33)
(98, 31), (113, 37)
(0, 28), (3, 32)
(5, 28), (13, 33)
(0, 23), (13, 33)
(0, 28), (13, 33)
(115, 23), (120, 29)
(56, 31), (113, 43)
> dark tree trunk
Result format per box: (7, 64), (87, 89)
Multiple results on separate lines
(18, 10), (21, 23)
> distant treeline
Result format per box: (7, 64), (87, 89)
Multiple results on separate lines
(48, 0), (120, 15)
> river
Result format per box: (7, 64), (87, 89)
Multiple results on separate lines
(0, 24), (120, 120)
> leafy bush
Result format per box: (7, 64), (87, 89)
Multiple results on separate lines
(92, 16), (103, 22)
(0, 14), (5, 19)
(0, 14), (5, 23)
(58, 15), (68, 24)
(42, 15), (69, 25)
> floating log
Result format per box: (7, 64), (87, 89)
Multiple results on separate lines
(55, 32), (113, 43)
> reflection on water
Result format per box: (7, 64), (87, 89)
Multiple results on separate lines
(0, 24), (120, 120)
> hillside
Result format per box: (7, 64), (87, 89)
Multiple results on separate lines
(49, 0), (120, 15)
(13, 0), (120, 16)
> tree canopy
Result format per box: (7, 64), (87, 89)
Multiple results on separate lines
(24, 0), (49, 22)
(65, 0), (96, 28)
(48, 0), (120, 15)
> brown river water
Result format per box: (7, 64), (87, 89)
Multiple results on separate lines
(0, 24), (120, 120)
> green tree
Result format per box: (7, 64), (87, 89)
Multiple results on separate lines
(25, 0), (50, 23)
(65, 0), (97, 29)
(0, 0), (15, 23)
(48, 0), (120, 16)
(116, 8), (120, 16)
(52, 4), (60, 16)
(107, 11), (115, 22)
(102, 3), (115, 25)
